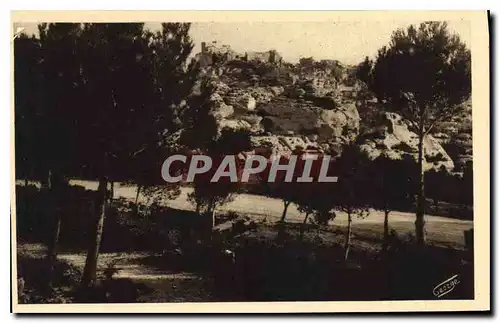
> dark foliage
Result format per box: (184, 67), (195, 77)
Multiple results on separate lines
(210, 228), (474, 301)
(17, 253), (82, 304)
(15, 184), (202, 253)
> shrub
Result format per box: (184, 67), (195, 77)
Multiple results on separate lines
(17, 253), (82, 304)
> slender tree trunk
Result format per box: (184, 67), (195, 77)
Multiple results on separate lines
(135, 185), (141, 205)
(299, 212), (310, 240)
(45, 169), (52, 189)
(47, 210), (61, 264)
(24, 178), (28, 187)
(46, 206), (61, 287)
(415, 121), (426, 246)
(45, 170), (59, 290)
(280, 201), (290, 222)
(202, 202), (216, 242)
(344, 212), (352, 261)
(209, 199), (217, 230)
(134, 185), (141, 216)
(381, 163), (390, 251)
(81, 178), (108, 287)
(210, 207), (216, 230)
(302, 212), (310, 225)
(109, 181), (114, 202)
(383, 209), (390, 251)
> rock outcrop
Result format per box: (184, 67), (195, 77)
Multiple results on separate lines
(201, 75), (361, 154)
(225, 89), (256, 112)
(188, 48), (465, 174)
(259, 96), (359, 144)
(205, 82), (281, 134)
(358, 112), (454, 171)
(208, 93), (234, 120)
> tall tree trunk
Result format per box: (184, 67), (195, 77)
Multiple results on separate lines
(302, 212), (310, 225)
(134, 185), (141, 216)
(280, 201), (290, 222)
(45, 170), (68, 289)
(210, 207), (216, 230)
(45, 170), (58, 290)
(109, 181), (114, 203)
(135, 185), (141, 205)
(344, 212), (352, 261)
(208, 199), (217, 230)
(300, 212), (310, 240)
(81, 178), (108, 287)
(46, 206), (61, 288)
(415, 122), (426, 246)
(381, 163), (390, 251)
(202, 202), (216, 242)
(45, 169), (52, 189)
(383, 209), (390, 251)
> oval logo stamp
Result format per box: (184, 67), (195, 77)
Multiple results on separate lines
(433, 274), (460, 298)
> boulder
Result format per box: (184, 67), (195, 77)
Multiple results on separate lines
(358, 112), (454, 171)
(270, 86), (285, 96)
(209, 93), (234, 120)
(229, 93), (256, 112)
(239, 115), (263, 133)
(239, 114), (262, 126)
(210, 103), (234, 120)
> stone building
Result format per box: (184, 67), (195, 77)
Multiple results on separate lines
(245, 49), (282, 65)
(198, 41), (239, 67)
(196, 41), (282, 67)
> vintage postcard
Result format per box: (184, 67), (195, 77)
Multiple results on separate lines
(11, 11), (490, 313)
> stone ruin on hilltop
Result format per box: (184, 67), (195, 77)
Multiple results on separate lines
(195, 41), (283, 68)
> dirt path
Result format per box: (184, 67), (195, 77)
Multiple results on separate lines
(17, 243), (197, 280)
(17, 242), (214, 302)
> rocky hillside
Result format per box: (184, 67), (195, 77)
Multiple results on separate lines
(186, 48), (472, 173)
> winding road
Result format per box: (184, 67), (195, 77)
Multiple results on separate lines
(63, 179), (473, 249)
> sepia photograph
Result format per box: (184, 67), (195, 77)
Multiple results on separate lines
(10, 11), (490, 313)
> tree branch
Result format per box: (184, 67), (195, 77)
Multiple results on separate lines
(424, 123), (435, 136)
(399, 108), (420, 130)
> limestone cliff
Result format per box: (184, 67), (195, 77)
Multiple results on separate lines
(185, 45), (469, 173)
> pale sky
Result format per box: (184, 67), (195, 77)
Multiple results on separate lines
(18, 20), (470, 65)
